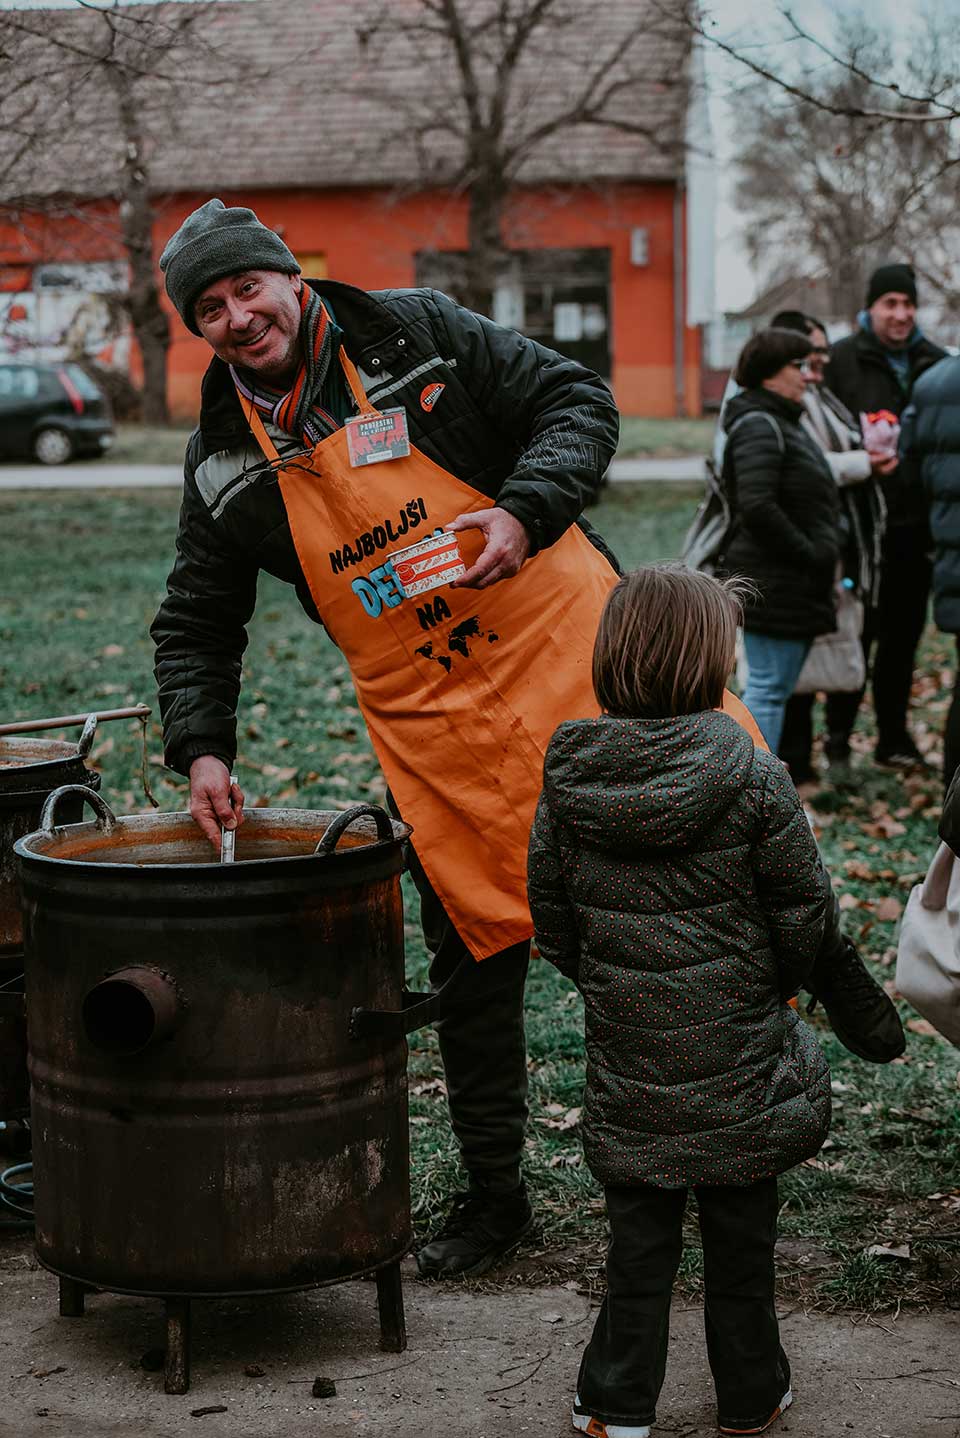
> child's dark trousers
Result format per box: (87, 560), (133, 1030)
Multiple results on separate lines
(577, 1179), (790, 1431)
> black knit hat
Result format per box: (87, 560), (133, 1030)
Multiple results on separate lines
(866, 263), (917, 308)
(160, 198), (300, 334)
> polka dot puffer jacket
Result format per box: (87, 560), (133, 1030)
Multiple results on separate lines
(527, 709), (831, 1188)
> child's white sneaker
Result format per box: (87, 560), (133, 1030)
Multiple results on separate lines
(571, 1395), (651, 1438)
(718, 1387), (793, 1434)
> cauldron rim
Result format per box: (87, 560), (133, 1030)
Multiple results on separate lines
(14, 805), (412, 873)
(0, 736), (85, 768)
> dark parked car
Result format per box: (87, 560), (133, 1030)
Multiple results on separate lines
(0, 362), (114, 464)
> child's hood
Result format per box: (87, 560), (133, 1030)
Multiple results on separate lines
(542, 710), (757, 854)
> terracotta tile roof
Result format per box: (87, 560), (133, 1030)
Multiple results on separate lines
(0, 0), (691, 202)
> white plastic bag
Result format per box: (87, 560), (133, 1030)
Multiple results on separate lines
(793, 584), (865, 696)
(896, 841), (960, 1048)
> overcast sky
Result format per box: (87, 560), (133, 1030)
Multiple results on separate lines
(0, 0), (935, 313)
(703, 0), (918, 309)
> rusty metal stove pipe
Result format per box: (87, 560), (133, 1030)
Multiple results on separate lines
(81, 969), (180, 1057)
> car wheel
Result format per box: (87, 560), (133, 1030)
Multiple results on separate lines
(33, 426), (74, 465)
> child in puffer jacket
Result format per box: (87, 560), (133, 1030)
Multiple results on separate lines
(527, 564), (831, 1438)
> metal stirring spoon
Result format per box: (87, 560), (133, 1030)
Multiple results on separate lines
(220, 774), (238, 864)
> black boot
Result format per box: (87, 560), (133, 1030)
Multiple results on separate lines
(806, 936), (905, 1063)
(875, 734), (930, 770)
(416, 1185), (534, 1278)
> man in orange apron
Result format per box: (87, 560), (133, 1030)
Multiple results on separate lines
(153, 199), (622, 1277)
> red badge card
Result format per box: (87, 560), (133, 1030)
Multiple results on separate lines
(345, 407), (411, 467)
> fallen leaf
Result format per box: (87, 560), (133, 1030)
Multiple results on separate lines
(540, 1106), (582, 1131)
(261, 764), (297, 782)
(838, 893), (862, 911)
(101, 643), (124, 658)
(862, 816), (907, 839)
(874, 897), (903, 922)
(865, 1243), (911, 1262)
(907, 1017), (941, 1037)
(539, 1311), (564, 1324)
(844, 860), (878, 880)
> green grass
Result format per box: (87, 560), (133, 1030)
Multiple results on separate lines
(107, 424), (195, 466)
(2, 481), (959, 1310)
(617, 416), (715, 458)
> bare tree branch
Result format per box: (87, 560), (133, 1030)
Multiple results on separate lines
(779, 8), (957, 114)
(0, 0), (244, 421)
(680, 1), (958, 123)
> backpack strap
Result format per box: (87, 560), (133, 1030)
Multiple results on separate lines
(725, 409), (785, 456)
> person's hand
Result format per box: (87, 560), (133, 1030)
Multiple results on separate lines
(446, 507), (531, 589)
(869, 451), (899, 476)
(189, 755), (244, 852)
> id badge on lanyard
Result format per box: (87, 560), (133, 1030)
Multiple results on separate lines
(345, 407), (411, 467)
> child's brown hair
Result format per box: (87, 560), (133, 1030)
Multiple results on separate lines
(592, 564), (749, 719)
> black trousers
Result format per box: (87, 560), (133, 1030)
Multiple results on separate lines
(402, 825), (530, 1194)
(803, 524), (931, 756)
(577, 1180), (788, 1431)
(945, 636), (960, 792)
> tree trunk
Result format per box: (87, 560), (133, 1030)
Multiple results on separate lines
(462, 165), (509, 318)
(113, 72), (169, 425)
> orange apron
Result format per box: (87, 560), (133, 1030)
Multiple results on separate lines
(241, 350), (767, 961)
(242, 349), (617, 960)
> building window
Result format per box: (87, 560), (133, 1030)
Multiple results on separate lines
(295, 253), (327, 278)
(415, 247), (611, 377)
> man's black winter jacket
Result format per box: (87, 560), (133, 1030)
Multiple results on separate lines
(900, 355), (960, 632)
(720, 388), (840, 639)
(151, 280), (619, 775)
(826, 326), (945, 529)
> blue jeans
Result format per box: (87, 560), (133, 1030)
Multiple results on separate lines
(742, 633), (811, 753)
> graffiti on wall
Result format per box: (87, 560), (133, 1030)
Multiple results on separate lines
(0, 262), (131, 370)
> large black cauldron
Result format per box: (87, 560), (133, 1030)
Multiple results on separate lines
(16, 788), (412, 1393)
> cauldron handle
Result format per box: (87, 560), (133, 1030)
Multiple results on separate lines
(76, 713), (98, 758)
(315, 804), (394, 855)
(40, 784), (118, 836)
(350, 955), (483, 1040)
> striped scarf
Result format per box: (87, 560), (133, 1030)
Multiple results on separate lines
(231, 286), (340, 445)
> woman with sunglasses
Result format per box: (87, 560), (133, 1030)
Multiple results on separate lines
(771, 311), (889, 783)
(718, 328), (842, 752)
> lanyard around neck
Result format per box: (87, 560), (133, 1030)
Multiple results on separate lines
(237, 345), (380, 465)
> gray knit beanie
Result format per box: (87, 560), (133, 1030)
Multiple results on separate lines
(160, 198), (300, 334)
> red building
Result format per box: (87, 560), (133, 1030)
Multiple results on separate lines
(0, 0), (715, 421)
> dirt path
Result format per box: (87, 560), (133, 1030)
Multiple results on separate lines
(0, 1251), (956, 1438)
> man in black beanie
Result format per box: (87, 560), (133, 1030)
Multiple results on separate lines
(825, 263), (945, 768)
(152, 197), (621, 1283)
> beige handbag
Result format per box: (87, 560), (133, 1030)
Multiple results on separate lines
(793, 583), (865, 695)
(896, 842), (960, 1048)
